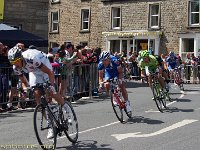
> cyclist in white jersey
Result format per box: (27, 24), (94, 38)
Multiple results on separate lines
(8, 46), (72, 139)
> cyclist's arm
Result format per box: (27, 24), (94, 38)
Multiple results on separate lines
(39, 63), (55, 86)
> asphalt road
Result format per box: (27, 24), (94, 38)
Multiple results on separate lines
(0, 81), (200, 150)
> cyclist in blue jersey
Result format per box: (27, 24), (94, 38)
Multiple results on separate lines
(98, 51), (132, 114)
(166, 51), (177, 71)
(166, 51), (181, 83)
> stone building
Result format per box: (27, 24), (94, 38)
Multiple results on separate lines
(49, 0), (200, 59)
(49, 0), (103, 48)
(1, 0), (48, 39)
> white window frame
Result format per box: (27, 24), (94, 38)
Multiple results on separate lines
(81, 9), (90, 31)
(111, 7), (121, 30)
(51, 0), (60, 3)
(51, 11), (59, 33)
(189, 0), (199, 26)
(149, 4), (160, 29)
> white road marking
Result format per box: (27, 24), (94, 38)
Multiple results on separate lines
(57, 121), (120, 140)
(111, 119), (198, 141)
(166, 101), (176, 106)
(145, 109), (160, 113)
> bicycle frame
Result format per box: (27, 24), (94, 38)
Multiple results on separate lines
(110, 81), (125, 109)
(37, 85), (66, 133)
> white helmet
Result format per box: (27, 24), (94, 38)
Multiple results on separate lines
(8, 46), (22, 62)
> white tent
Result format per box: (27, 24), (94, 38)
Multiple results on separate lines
(0, 23), (17, 30)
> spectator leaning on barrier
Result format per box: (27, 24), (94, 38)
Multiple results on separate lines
(197, 55), (200, 84)
(0, 43), (10, 112)
(185, 53), (192, 83)
(61, 44), (78, 97)
(191, 54), (198, 84)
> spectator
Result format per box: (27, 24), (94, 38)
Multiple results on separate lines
(191, 54), (198, 84)
(52, 43), (59, 54)
(0, 44), (10, 112)
(185, 53), (192, 83)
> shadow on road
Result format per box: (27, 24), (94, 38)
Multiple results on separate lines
(126, 116), (164, 125)
(165, 107), (194, 113)
(176, 99), (192, 102)
(57, 140), (112, 150)
(125, 81), (148, 88)
(183, 89), (200, 92)
(0, 113), (26, 121)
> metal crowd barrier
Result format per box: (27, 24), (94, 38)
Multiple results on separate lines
(67, 63), (99, 99)
(0, 63), (99, 107)
(182, 64), (200, 84)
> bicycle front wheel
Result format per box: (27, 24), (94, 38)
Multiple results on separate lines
(111, 93), (124, 123)
(33, 104), (57, 150)
(152, 84), (163, 113)
(62, 101), (78, 143)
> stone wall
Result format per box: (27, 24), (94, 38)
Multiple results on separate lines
(49, 0), (103, 48)
(3, 0), (48, 39)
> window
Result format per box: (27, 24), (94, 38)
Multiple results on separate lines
(111, 7), (121, 29)
(51, 11), (59, 32)
(189, 0), (199, 26)
(110, 40), (120, 53)
(181, 38), (194, 60)
(51, 0), (60, 3)
(149, 4), (160, 29)
(81, 9), (90, 31)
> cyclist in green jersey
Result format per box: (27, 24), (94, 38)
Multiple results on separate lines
(139, 50), (167, 92)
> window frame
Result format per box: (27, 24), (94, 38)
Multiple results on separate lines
(188, 0), (200, 26)
(80, 8), (90, 32)
(111, 6), (121, 30)
(50, 10), (59, 33)
(148, 3), (160, 29)
(51, 0), (60, 4)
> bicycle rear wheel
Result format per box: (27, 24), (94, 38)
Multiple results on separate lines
(152, 84), (163, 113)
(111, 93), (124, 123)
(33, 104), (57, 150)
(62, 101), (78, 143)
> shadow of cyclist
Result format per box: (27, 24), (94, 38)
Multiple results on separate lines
(126, 116), (164, 125)
(56, 140), (112, 150)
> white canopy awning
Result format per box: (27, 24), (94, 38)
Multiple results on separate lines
(0, 23), (17, 30)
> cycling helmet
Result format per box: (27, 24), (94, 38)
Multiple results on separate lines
(169, 51), (175, 57)
(8, 46), (22, 62)
(99, 51), (110, 60)
(140, 50), (150, 58)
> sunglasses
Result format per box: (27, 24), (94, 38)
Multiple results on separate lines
(10, 58), (21, 65)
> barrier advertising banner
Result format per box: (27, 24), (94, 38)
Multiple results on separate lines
(0, 0), (4, 20)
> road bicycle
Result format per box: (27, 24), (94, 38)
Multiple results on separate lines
(174, 66), (184, 91)
(108, 78), (132, 123)
(33, 83), (78, 150)
(150, 72), (168, 113)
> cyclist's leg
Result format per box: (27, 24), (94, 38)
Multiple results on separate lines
(117, 78), (132, 113)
